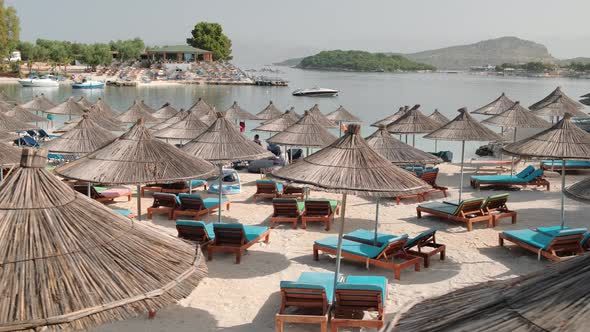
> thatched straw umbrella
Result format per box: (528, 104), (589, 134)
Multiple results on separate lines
(326, 105), (361, 137)
(224, 101), (260, 123)
(56, 119), (217, 220)
(482, 101), (551, 173)
(530, 95), (589, 121)
(288, 106), (302, 119)
(46, 96), (86, 120)
(385, 254), (590, 332)
(366, 126), (442, 165)
(0, 142), (21, 182)
(182, 112), (273, 223)
(253, 110), (299, 133)
(262, 107), (300, 125)
(530, 86), (584, 112)
(188, 97), (216, 125)
(471, 92), (515, 115)
(153, 110), (209, 144)
(117, 100), (159, 124)
(21, 93), (56, 112)
(428, 109), (451, 152)
(0, 148), (208, 331)
(150, 109), (187, 131)
(0, 90), (16, 104)
(139, 100), (156, 113)
(425, 108), (502, 201)
(269, 124), (430, 292)
(43, 114), (118, 155)
(309, 104), (338, 128)
(386, 104), (441, 147)
(94, 97), (118, 117)
(564, 177), (590, 204)
(371, 106), (409, 128)
(54, 106), (124, 133)
(77, 96), (94, 109)
(256, 101), (283, 121)
(0, 111), (39, 132)
(5, 104), (48, 126)
(503, 114), (590, 228)
(152, 103), (178, 120)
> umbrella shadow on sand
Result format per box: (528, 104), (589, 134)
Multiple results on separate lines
(216, 292), (282, 332)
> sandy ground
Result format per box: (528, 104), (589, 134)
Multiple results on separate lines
(89, 163), (589, 332)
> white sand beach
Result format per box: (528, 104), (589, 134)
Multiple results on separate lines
(89, 163), (589, 332)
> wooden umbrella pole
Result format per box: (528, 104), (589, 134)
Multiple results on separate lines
(459, 140), (465, 202)
(560, 159), (566, 229)
(412, 134), (415, 147)
(218, 164), (223, 223)
(137, 185), (142, 221)
(339, 121), (342, 137)
(87, 183), (91, 197)
(333, 193), (347, 297)
(373, 197), (380, 246)
(434, 139), (438, 153)
(510, 128), (517, 175)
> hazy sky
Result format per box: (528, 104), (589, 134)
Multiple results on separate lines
(8, 0), (590, 65)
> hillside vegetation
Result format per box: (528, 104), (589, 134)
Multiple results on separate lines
(297, 50), (435, 72)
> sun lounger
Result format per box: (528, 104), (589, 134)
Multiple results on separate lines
(313, 235), (420, 280)
(147, 193), (179, 220)
(37, 129), (59, 140)
(470, 166), (549, 190)
(74, 185), (132, 203)
(276, 272), (342, 332)
(541, 159), (590, 172)
(344, 228), (446, 268)
(175, 220), (215, 245)
(419, 168), (448, 201)
(416, 197), (490, 231)
(499, 227), (587, 261)
(208, 223), (270, 263)
(536, 226), (590, 250)
(15, 136), (40, 147)
(112, 208), (135, 219)
(141, 179), (207, 197)
(254, 179), (284, 201)
(331, 275), (387, 332)
(270, 198), (304, 229)
(481, 193), (517, 226)
(302, 199), (340, 231)
(172, 193), (230, 220)
(282, 185), (306, 200)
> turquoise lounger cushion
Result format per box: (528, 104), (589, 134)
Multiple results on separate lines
(186, 179), (206, 187)
(315, 235), (408, 259)
(555, 228), (588, 237)
(418, 202), (459, 215)
(306, 199), (340, 212)
(343, 228), (398, 246)
(213, 223), (268, 242)
(537, 226), (570, 237)
(404, 229), (436, 249)
(280, 272), (342, 304)
(470, 175), (523, 183)
(541, 160), (590, 167)
(176, 220), (215, 239)
(502, 229), (553, 250)
(516, 165), (535, 178)
(522, 169), (544, 182)
(112, 209), (132, 217)
(338, 275), (387, 305)
(256, 179), (283, 192)
(202, 197), (228, 209)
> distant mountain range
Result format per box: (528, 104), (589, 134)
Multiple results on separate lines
(274, 36), (588, 70)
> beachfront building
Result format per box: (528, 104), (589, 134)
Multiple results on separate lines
(144, 45), (213, 62)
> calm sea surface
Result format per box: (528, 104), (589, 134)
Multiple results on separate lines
(1, 68), (589, 159)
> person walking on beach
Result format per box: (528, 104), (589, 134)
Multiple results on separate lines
(253, 134), (262, 146)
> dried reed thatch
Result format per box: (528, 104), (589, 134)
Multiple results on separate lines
(0, 142), (21, 166)
(309, 104), (338, 128)
(386, 104), (441, 133)
(150, 109), (187, 131)
(428, 109), (451, 126)
(117, 100), (159, 124)
(326, 105), (361, 123)
(256, 101), (283, 120)
(46, 97), (86, 118)
(0, 111), (38, 131)
(503, 114), (590, 159)
(370, 106), (409, 128)
(0, 148), (208, 331)
(471, 92), (515, 115)
(267, 110), (337, 147)
(56, 119), (216, 184)
(54, 107), (123, 133)
(529, 86), (585, 111)
(187, 98), (216, 125)
(0, 102), (11, 113)
(482, 101), (550, 129)
(269, 124), (430, 197)
(152, 103), (178, 120)
(262, 107), (300, 124)
(77, 96), (94, 109)
(154, 111), (209, 141)
(564, 177), (590, 204)
(288, 106), (302, 119)
(43, 114), (118, 154)
(425, 108), (502, 142)
(139, 100), (156, 113)
(182, 112), (273, 164)
(21, 94), (56, 111)
(0, 90), (16, 103)
(94, 98), (118, 117)
(253, 110), (299, 133)
(386, 254), (590, 332)
(530, 95), (589, 118)
(365, 126), (442, 165)
(224, 101), (259, 121)
(5, 104), (48, 123)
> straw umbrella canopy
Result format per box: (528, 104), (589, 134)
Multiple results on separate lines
(288, 106), (302, 119)
(371, 106), (409, 128)
(503, 114), (590, 228)
(366, 126), (442, 165)
(269, 124), (430, 294)
(150, 109), (187, 131)
(267, 110), (337, 148)
(529, 86), (585, 112)
(0, 141), (21, 173)
(182, 112), (273, 223)
(94, 97), (118, 117)
(117, 100), (159, 124)
(224, 101), (259, 122)
(21, 94), (56, 112)
(386, 104), (441, 147)
(262, 107), (300, 124)
(385, 254), (590, 332)
(77, 96), (94, 109)
(188, 97), (216, 125)
(326, 105), (361, 137)
(152, 103), (178, 120)
(0, 148), (208, 332)
(564, 177), (590, 204)
(56, 119), (217, 220)
(309, 104), (338, 128)
(471, 92), (515, 115)
(425, 108), (502, 201)
(428, 109), (451, 152)
(0, 90), (16, 104)
(530, 95), (589, 119)
(0, 111), (39, 132)
(154, 110), (209, 143)
(54, 107), (124, 133)
(46, 97), (86, 120)
(5, 104), (48, 124)
(139, 100), (156, 113)
(43, 114), (118, 155)
(0, 101), (12, 113)
(256, 101), (283, 120)
(253, 110), (299, 133)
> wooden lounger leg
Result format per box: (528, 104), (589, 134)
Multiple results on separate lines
(325, 219), (330, 231)
(467, 221), (473, 232)
(440, 248), (446, 261)
(414, 262), (420, 272)
(416, 208), (422, 218)
(265, 233), (270, 243)
(276, 315), (284, 332)
(207, 248), (214, 261)
(235, 250), (242, 264)
(423, 255), (431, 268)
(313, 246), (319, 261)
(499, 236), (504, 246)
(394, 268), (401, 281)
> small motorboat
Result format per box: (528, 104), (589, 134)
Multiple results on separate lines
(71, 78), (105, 89)
(292, 87), (339, 97)
(18, 75), (59, 87)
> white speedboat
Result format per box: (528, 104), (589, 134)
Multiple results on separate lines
(18, 75), (59, 87)
(71, 78), (105, 89)
(292, 87), (339, 97)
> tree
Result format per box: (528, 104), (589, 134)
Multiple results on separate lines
(110, 38), (144, 62)
(0, 0), (19, 59)
(186, 22), (232, 61)
(82, 43), (112, 71)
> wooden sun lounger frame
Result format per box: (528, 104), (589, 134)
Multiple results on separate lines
(176, 224), (214, 246)
(172, 197), (230, 220)
(74, 185), (132, 203)
(405, 232), (446, 268)
(499, 232), (585, 262)
(276, 287), (331, 332)
(281, 185), (306, 200)
(147, 193), (178, 220)
(470, 176), (550, 191)
(419, 170), (448, 201)
(254, 182), (282, 201)
(270, 200), (302, 229)
(484, 196), (517, 227)
(416, 200), (491, 232)
(301, 201), (340, 231)
(140, 181), (207, 197)
(331, 287), (386, 332)
(313, 239), (420, 280)
(208, 227), (270, 264)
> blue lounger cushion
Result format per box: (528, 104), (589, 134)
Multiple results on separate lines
(256, 179), (283, 192)
(404, 229), (437, 249)
(471, 169), (543, 183)
(112, 209), (133, 218)
(280, 272), (342, 304)
(315, 235), (408, 259)
(202, 197), (228, 209)
(417, 202), (459, 215)
(213, 223), (268, 242)
(516, 165), (535, 178)
(186, 179), (206, 187)
(502, 229), (553, 249)
(176, 220), (215, 239)
(537, 226), (590, 247)
(337, 275), (387, 305)
(541, 160), (590, 168)
(344, 228), (398, 245)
